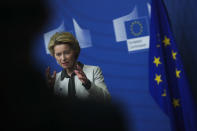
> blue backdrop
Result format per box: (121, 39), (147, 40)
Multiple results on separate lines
(32, 0), (171, 131)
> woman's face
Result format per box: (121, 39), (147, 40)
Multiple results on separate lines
(54, 44), (76, 70)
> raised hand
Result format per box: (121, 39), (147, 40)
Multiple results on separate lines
(74, 64), (88, 84)
(45, 66), (56, 89)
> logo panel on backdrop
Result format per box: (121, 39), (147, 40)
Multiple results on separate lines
(113, 6), (150, 53)
(43, 19), (92, 55)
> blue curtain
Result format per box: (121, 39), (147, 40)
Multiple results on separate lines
(164, 0), (197, 103)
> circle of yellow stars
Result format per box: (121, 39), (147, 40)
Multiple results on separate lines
(130, 21), (143, 36)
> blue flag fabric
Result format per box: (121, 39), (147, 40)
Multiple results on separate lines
(149, 0), (197, 131)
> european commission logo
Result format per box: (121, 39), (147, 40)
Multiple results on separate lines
(43, 4), (151, 54)
(125, 18), (149, 38)
(113, 5), (150, 53)
(43, 19), (92, 55)
(125, 17), (150, 52)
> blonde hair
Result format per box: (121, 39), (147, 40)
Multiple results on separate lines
(48, 32), (80, 59)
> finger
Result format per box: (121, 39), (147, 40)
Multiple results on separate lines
(76, 70), (82, 76)
(45, 66), (49, 74)
(78, 74), (87, 80)
(74, 63), (78, 70)
(79, 77), (87, 84)
(75, 66), (85, 75)
(75, 70), (85, 77)
(79, 70), (86, 78)
(76, 64), (82, 71)
(76, 71), (86, 78)
(81, 77), (87, 81)
(46, 66), (50, 78)
(77, 73), (83, 78)
(74, 70), (79, 75)
(52, 70), (56, 79)
(80, 71), (86, 76)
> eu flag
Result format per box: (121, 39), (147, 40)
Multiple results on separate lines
(149, 0), (197, 131)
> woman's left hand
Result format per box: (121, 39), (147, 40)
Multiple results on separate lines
(74, 64), (88, 84)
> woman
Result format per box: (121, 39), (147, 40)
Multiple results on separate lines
(46, 32), (110, 102)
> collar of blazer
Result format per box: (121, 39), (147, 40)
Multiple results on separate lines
(61, 61), (84, 81)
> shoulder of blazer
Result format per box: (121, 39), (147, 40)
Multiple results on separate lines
(83, 64), (100, 73)
(55, 71), (62, 81)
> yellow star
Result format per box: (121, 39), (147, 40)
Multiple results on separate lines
(155, 74), (162, 85)
(176, 68), (181, 78)
(153, 56), (162, 67)
(162, 36), (171, 47)
(172, 98), (180, 108)
(172, 50), (177, 60)
(161, 89), (167, 97)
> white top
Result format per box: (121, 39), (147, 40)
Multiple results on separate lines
(54, 64), (110, 102)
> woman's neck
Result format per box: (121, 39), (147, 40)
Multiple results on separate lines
(66, 61), (77, 76)
(66, 68), (74, 76)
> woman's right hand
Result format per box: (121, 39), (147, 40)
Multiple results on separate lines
(46, 66), (56, 89)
